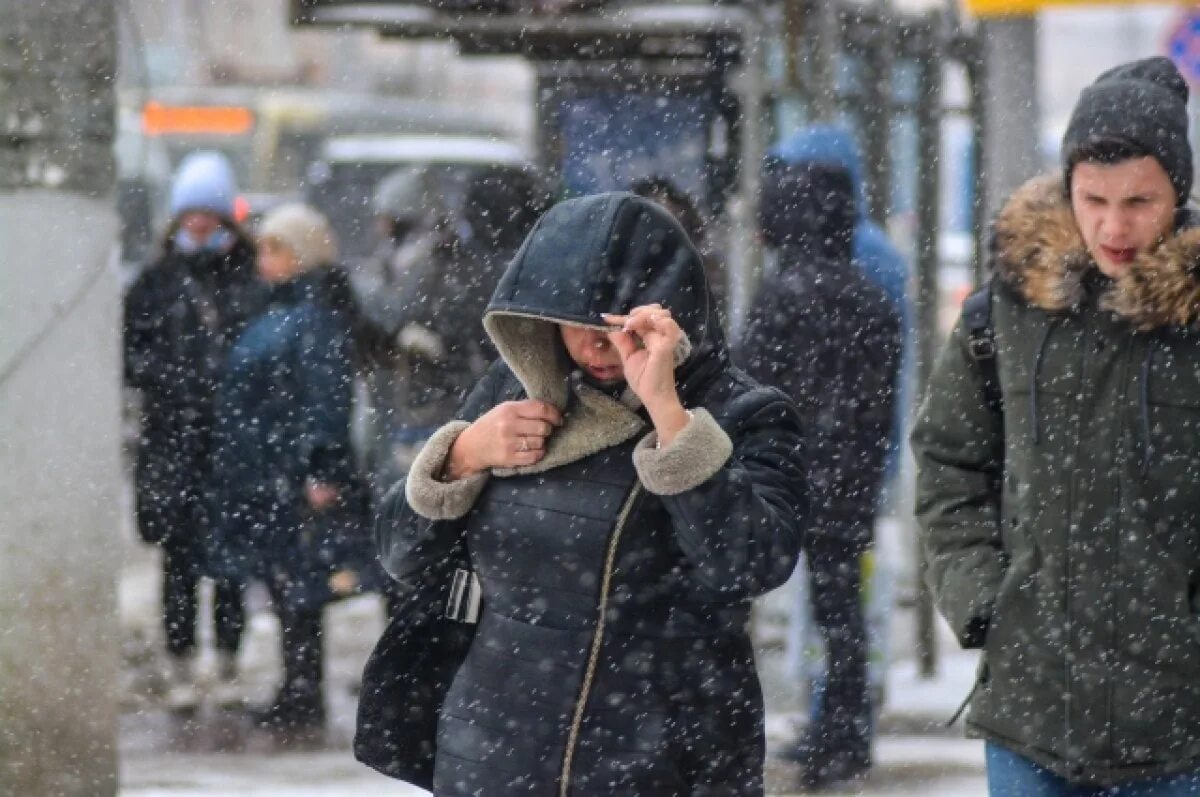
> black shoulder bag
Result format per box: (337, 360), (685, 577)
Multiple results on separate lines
(353, 531), (480, 790)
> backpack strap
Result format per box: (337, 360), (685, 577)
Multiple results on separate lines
(962, 279), (1002, 416)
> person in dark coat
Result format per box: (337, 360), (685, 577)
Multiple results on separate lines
(351, 165), (547, 503)
(630, 175), (726, 323)
(208, 203), (360, 731)
(737, 160), (901, 789)
(913, 57), (1200, 794)
(373, 192), (808, 796)
(123, 150), (266, 709)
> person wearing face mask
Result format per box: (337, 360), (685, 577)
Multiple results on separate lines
(124, 150), (266, 711)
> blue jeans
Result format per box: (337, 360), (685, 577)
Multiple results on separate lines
(986, 743), (1200, 796)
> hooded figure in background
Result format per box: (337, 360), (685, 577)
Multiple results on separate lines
(208, 204), (363, 731)
(123, 150), (266, 709)
(372, 192), (807, 796)
(737, 160), (902, 789)
(351, 165), (547, 503)
(771, 125), (912, 486)
(629, 174), (726, 321)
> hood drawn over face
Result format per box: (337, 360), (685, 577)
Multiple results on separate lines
(484, 191), (720, 410)
(480, 192), (721, 477)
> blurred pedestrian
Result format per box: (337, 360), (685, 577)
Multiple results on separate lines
(370, 192), (806, 795)
(771, 124), (912, 489)
(208, 203), (362, 731)
(351, 165), (546, 504)
(913, 56), (1200, 794)
(738, 158), (901, 790)
(630, 175), (726, 320)
(766, 124), (913, 779)
(123, 150), (266, 710)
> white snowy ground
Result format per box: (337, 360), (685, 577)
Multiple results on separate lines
(116, 543), (988, 794)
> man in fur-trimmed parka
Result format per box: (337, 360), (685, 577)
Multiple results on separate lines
(913, 57), (1200, 793)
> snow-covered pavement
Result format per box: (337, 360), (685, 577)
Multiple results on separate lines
(117, 524), (988, 796)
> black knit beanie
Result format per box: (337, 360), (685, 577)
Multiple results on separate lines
(1062, 56), (1193, 206)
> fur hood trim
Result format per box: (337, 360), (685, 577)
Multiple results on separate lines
(993, 174), (1200, 330)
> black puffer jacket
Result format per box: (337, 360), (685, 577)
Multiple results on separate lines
(123, 230), (265, 545)
(739, 162), (901, 550)
(207, 267), (365, 611)
(375, 193), (807, 796)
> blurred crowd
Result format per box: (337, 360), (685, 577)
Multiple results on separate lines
(122, 128), (906, 792)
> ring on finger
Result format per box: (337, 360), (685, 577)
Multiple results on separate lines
(518, 437), (529, 453)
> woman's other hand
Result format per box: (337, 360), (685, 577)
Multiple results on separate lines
(603, 305), (690, 446)
(443, 399), (563, 480)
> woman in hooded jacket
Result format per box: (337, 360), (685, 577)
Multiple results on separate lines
(374, 192), (807, 796)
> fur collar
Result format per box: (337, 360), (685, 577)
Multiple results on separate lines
(993, 174), (1200, 330)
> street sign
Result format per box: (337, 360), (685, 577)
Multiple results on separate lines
(1168, 11), (1200, 84)
(965, 0), (1168, 17)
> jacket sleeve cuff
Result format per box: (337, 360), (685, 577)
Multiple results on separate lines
(633, 409), (733, 496)
(404, 421), (489, 520)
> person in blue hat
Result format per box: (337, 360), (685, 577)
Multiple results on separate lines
(124, 150), (266, 710)
(739, 155), (902, 789)
(758, 124), (907, 782)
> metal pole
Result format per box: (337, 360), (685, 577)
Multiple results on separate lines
(861, 16), (894, 225)
(914, 11), (943, 679)
(726, 7), (767, 338)
(967, 37), (989, 282)
(799, 0), (839, 121)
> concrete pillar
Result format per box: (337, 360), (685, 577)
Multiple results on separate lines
(0, 2), (121, 795)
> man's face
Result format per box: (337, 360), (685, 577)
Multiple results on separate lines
(560, 325), (624, 386)
(1070, 156), (1176, 279)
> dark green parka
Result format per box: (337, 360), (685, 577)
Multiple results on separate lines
(913, 175), (1200, 785)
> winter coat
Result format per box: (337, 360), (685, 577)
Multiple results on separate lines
(123, 232), (265, 546)
(770, 125), (913, 479)
(740, 162), (901, 552)
(208, 267), (364, 610)
(912, 175), (1200, 785)
(374, 192), (807, 796)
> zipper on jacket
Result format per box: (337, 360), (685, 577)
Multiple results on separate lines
(558, 484), (642, 797)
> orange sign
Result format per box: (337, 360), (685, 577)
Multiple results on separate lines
(141, 102), (254, 136)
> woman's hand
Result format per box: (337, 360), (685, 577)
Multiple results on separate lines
(602, 305), (690, 446)
(442, 400), (563, 481)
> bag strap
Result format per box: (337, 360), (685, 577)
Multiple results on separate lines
(962, 279), (1002, 416)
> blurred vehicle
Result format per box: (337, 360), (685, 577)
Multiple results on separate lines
(304, 134), (534, 262)
(115, 86), (514, 265)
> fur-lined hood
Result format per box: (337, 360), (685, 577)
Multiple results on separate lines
(479, 192), (717, 477)
(993, 174), (1200, 330)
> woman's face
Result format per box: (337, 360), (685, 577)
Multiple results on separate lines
(257, 236), (301, 284)
(560, 325), (624, 386)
